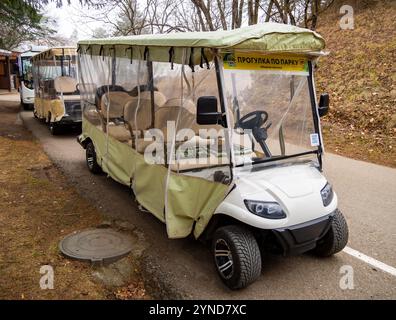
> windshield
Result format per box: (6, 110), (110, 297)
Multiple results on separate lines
(38, 58), (77, 80)
(222, 61), (319, 166)
(21, 57), (33, 82)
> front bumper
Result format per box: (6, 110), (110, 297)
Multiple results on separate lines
(22, 96), (34, 105)
(272, 211), (335, 255)
(55, 101), (82, 125)
(56, 116), (82, 125)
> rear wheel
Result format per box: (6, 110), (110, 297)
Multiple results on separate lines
(86, 141), (102, 174)
(212, 225), (261, 289)
(49, 121), (61, 135)
(312, 209), (349, 257)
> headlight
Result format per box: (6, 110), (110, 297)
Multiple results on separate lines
(321, 183), (334, 207)
(244, 200), (286, 219)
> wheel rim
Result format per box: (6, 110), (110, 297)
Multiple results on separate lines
(86, 146), (94, 169)
(214, 239), (234, 280)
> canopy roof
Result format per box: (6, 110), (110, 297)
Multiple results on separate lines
(32, 47), (77, 62)
(78, 23), (325, 65)
(79, 23), (324, 51)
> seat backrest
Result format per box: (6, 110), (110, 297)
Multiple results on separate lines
(54, 76), (77, 94)
(128, 85), (159, 97)
(155, 99), (196, 131)
(163, 98), (195, 113)
(100, 91), (133, 119)
(95, 85), (125, 109)
(124, 91), (167, 131)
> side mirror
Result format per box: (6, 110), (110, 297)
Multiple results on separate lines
(318, 93), (330, 117)
(197, 96), (222, 125)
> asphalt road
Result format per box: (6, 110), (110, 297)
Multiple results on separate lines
(17, 104), (396, 299)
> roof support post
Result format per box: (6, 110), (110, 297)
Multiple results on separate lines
(61, 48), (65, 76)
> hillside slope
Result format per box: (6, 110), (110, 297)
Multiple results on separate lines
(315, 0), (395, 167)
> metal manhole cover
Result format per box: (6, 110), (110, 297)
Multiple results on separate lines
(59, 229), (133, 265)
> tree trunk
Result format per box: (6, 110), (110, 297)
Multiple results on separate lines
(248, 0), (260, 25)
(191, 0), (214, 31)
(237, 0), (245, 28)
(273, 0), (288, 24)
(265, 0), (274, 22)
(253, 0), (260, 24)
(304, 0), (310, 28)
(216, 0), (228, 30)
(311, 0), (319, 30)
(284, 0), (296, 25)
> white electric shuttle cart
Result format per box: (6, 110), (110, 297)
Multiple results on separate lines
(32, 47), (81, 134)
(77, 23), (348, 289)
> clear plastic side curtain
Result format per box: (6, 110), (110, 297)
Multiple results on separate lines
(163, 49), (231, 238)
(78, 47), (231, 239)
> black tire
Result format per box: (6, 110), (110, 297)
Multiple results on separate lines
(21, 102), (31, 110)
(312, 209), (349, 257)
(212, 225), (261, 289)
(49, 122), (61, 135)
(86, 141), (102, 174)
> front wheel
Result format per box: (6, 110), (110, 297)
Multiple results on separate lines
(21, 102), (31, 110)
(312, 209), (349, 257)
(212, 225), (262, 289)
(86, 141), (102, 174)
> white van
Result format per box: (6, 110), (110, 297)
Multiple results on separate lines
(77, 23), (348, 289)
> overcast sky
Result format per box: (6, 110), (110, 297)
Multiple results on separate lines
(44, 0), (110, 40)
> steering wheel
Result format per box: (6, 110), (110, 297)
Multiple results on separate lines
(237, 111), (269, 130)
(236, 111), (273, 158)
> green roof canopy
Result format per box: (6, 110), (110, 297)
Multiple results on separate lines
(78, 23), (325, 65)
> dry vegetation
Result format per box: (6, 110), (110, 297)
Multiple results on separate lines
(316, 0), (396, 167)
(0, 99), (147, 299)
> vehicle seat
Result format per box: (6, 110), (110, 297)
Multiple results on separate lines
(100, 91), (133, 119)
(133, 98), (196, 155)
(95, 85), (126, 110)
(128, 84), (159, 97)
(54, 76), (77, 93)
(124, 91), (167, 132)
(54, 76), (80, 102)
(105, 123), (131, 143)
(154, 98), (196, 138)
(100, 91), (134, 142)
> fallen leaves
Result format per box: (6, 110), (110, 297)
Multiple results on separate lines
(315, 1), (396, 167)
(114, 281), (147, 300)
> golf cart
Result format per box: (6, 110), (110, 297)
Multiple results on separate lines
(77, 23), (348, 289)
(32, 47), (81, 134)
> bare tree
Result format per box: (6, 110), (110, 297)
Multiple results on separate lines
(302, 0), (335, 29)
(191, 0), (215, 30)
(73, 0), (337, 38)
(248, 0), (260, 25)
(217, 0), (228, 30)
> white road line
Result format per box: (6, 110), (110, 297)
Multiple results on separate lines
(343, 246), (396, 277)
